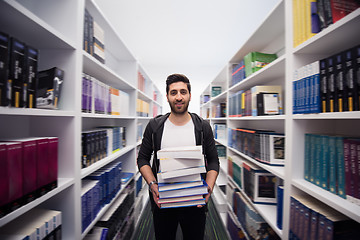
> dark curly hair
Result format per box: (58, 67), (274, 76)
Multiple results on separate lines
(166, 74), (191, 94)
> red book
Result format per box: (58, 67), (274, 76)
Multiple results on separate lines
(330, 0), (360, 23)
(0, 143), (9, 208)
(48, 137), (58, 190)
(18, 138), (37, 202)
(0, 142), (23, 209)
(36, 137), (49, 195)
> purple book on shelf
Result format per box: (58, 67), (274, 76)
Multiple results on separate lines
(19, 139), (37, 201)
(0, 142), (23, 208)
(48, 137), (58, 190)
(0, 143), (9, 208)
(82, 74), (88, 112)
(344, 138), (360, 203)
(36, 138), (49, 195)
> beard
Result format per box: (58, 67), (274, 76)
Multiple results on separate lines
(169, 100), (190, 115)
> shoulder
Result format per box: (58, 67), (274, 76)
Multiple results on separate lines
(189, 112), (211, 129)
(149, 113), (170, 129)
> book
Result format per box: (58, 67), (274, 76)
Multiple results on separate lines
(160, 199), (206, 209)
(244, 52), (278, 77)
(343, 47), (356, 111)
(157, 194), (204, 204)
(159, 156), (204, 173)
(277, 185), (284, 230)
(211, 86), (221, 97)
(36, 67), (64, 109)
(159, 165), (206, 179)
(0, 32), (10, 106)
(157, 145), (203, 159)
(0, 142), (23, 214)
(329, 0), (360, 24)
(256, 92), (281, 115)
(157, 172), (202, 184)
(353, 45), (360, 111)
(24, 46), (38, 108)
(9, 37), (26, 108)
(158, 182), (208, 199)
(158, 180), (204, 192)
(250, 85), (282, 116)
(48, 137), (59, 191)
(334, 53), (345, 112)
(242, 161), (278, 204)
(93, 20), (105, 64)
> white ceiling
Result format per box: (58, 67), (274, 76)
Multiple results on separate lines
(95, 0), (280, 114)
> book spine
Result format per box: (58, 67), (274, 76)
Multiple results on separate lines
(7, 142), (23, 211)
(320, 59), (328, 112)
(314, 134), (322, 185)
(320, 135), (329, 190)
(336, 136), (346, 198)
(37, 138), (49, 196)
(276, 185), (284, 230)
(0, 32), (10, 106)
(328, 135), (337, 194)
(344, 138), (353, 201)
(304, 133), (311, 181)
(24, 46), (38, 108)
(48, 137), (58, 190)
(334, 52), (345, 112)
(9, 37), (26, 108)
(326, 56), (336, 112)
(21, 140), (37, 203)
(344, 45), (356, 111)
(0, 144), (9, 216)
(354, 45), (360, 111)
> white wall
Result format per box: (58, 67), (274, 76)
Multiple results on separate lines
(95, 0), (280, 115)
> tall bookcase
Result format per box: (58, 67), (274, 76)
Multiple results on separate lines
(0, 0), (161, 239)
(200, 1), (360, 239)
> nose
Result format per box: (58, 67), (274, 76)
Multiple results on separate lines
(175, 92), (182, 100)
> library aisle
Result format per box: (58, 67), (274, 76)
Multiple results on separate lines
(132, 198), (230, 240)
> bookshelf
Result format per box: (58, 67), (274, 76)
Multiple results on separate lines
(0, 0), (161, 239)
(200, 1), (360, 239)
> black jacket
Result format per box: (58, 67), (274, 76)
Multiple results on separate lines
(137, 112), (220, 179)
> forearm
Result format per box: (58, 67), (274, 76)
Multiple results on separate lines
(205, 170), (218, 192)
(139, 164), (156, 184)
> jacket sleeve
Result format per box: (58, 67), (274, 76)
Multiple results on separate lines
(137, 120), (154, 170)
(203, 121), (220, 172)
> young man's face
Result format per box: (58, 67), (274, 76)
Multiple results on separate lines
(166, 81), (191, 115)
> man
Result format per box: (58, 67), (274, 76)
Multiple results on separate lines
(137, 73), (220, 240)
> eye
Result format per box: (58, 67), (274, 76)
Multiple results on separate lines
(170, 90), (177, 96)
(180, 90), (187, 95)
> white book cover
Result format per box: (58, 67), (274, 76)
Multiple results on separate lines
(157, 172), (202, 183)
(160, 165), (206, 179)
(158, 194), (204, 204)
(160, 199), (206, 209)
(157, 146), (203, 159)
(159, 156), (204, 172)
(159, 183), (208, 199)
(158, 180), (204, 192)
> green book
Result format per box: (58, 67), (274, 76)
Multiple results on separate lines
(244, 51), (278, 77)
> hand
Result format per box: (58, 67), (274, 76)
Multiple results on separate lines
(197, 185), (213, 208)
(150, 183), (161, 208)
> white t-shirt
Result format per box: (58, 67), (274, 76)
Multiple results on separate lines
(161, 118), (196, 149)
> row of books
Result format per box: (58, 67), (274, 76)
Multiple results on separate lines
(228, 155), (280, 204)
(228, 127), (285, 166)
(200, 94), (210, 105)
(0, 137), (58, 218)
(211, 102), (226, 118)
(0, 32), (64, 109)
(136, 98), (150, 117)
(229, 85), (283, 117)
(293, 0), (360, 47)
(230, 186), (280, 240)
(214, 123), (226, 142)
(156, 146), (208, 208)
(289, 194), (360, 240)
(84, 9), (105, 64)
(293, 45), (360, 114)
(0, 208), (62, 240)
(304, 133), (360, 204)
(82, 73), (130, 116)
(137, 71), (150, 94)
(81, 161), (125, 232)
(81, 126), (126, 168)
(211, 86), (222, 97)
(94, 179), (135, 240)
(231, 61), (246, 87)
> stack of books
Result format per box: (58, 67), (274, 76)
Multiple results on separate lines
(156, 146), (208, 208)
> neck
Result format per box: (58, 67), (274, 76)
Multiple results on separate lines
(169, 112), (191, 126)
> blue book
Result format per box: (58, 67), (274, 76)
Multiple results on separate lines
(335, 136), (346, 198)
(304, 133), (311, 181)
(320, 135), (329, 190)
(276, 185), (284, 230)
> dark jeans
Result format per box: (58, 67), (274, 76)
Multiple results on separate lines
(152, 206), (206, 240)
